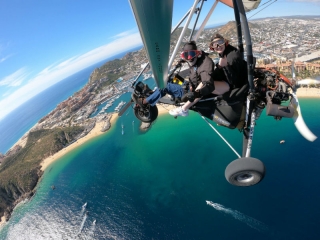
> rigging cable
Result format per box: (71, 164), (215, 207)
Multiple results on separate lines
(199, 114), (241, 158)
(233, 0), (278, 29)
(247, 0), (278, 20)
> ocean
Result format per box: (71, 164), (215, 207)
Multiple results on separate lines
(0, 46), (142, 154)
(0, 68), (320, 239)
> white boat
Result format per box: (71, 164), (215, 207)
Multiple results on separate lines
(115, 101), (126, 112)
(143, 73), (152, 81)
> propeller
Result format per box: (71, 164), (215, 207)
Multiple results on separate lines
(118, 99), (133, 117)
(290, 56), (317, 142)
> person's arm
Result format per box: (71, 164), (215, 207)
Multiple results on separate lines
(224, 51), (247, 87)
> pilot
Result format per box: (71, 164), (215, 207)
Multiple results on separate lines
(169, 40), (230, 117)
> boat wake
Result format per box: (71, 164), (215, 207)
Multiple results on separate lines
(77, 212), (88, 235)
(86, 220), (96, 240)
(79, 202), (87, 218)
(206, 200), (269, 233)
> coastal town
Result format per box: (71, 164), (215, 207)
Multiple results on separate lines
(1, 16), (320, 160)
(0, 16), (320, 225)
(38, 17), (320, 133)
(2, 16), (320, 163)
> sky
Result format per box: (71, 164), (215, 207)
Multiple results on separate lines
(0, 0), (319, 121)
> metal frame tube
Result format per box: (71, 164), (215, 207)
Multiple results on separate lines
(168, 0), (199, 70)
(232, 0), (244, 58)
(235, 0), (254, 91)
(171, 9), (191, 34)
(189, 0), (205, 41)
(245, 111), (256, 157)
(193, 0), (219, 41)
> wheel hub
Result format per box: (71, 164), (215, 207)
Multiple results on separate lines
(235, 172), (254, 183)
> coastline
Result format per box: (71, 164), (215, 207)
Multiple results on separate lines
(40, 113), (118, 172)
(0, 216), (5, 228)
(1, 91), (319, 228)
(8, 87), (320, 162)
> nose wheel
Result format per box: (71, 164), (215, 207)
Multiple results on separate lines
(134, 104), (158, 123)
(225, 157), (265, 187)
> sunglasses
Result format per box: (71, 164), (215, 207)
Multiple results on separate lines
(210, 39), (225, 49)
(180, 50), (200, 60)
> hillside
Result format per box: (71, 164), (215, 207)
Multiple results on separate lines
(215, 21), (258, 41)
(0, 126), (84, 221)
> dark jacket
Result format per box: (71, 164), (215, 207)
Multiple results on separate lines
(215, 44), (248, 89)
(188, 51), (215, 91)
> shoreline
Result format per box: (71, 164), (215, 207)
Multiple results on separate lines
(1, 92), (319, 227)
(40, 113), (118, 172)
(0, 216), (5, 228)
(295, 88), (320, 98)
(7, 88), (320, 155)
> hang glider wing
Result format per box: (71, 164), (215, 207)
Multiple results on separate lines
(129, 0), (173, 89)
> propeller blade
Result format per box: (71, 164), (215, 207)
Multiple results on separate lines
(291, 93), (317, 142)
(118, 100), (133, 117)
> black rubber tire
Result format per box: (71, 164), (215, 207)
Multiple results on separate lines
(134, 105), (158, 123)
(225, 157), (265, 187)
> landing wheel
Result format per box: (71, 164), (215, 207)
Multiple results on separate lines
(225, 157), (265, 187)
(134, 105), (158, 123)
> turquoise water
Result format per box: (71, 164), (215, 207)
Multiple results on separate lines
(1, 97), (319, 239)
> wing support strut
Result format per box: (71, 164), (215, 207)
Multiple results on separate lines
(168, 0), (199, 71)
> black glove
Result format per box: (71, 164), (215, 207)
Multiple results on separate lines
(185, 91), (201, 102)
(199, 83), (215, 96)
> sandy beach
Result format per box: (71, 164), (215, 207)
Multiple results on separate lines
(0, 216), (5, 228)
(295, 88), (320, 98)
(40, 114), (118, 171)
(156, 103), (177, 115)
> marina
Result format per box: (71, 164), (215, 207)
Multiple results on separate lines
(114, 100), (126, 113)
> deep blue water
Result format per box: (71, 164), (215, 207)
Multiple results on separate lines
(0, 66), (320, 239)
(0, 95), (319, 239)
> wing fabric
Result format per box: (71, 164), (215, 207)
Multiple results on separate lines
(219, 0), (261, 12)
(129, 0), (173, 88)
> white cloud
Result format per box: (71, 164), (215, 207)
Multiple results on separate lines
(0, 68), (28, 87)
(110, 29), (137, 39)
(0, 42), (13, 64)
(0, 55), (10, 63)
(0, 31), (142, 121)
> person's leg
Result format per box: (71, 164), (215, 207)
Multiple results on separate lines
(169, 81), (229, 116)
(145, 88), (162, 106)
(212, 81), (229, 95)
(166, 82), (184, 99)
(182, 81), (229, 110)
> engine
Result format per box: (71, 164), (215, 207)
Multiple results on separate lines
(253, 68), (295, 120)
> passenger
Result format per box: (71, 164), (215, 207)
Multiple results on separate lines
(210, 33), (248, 89)
(169, 39), (229, 117)
(169, 34), (248, 117)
